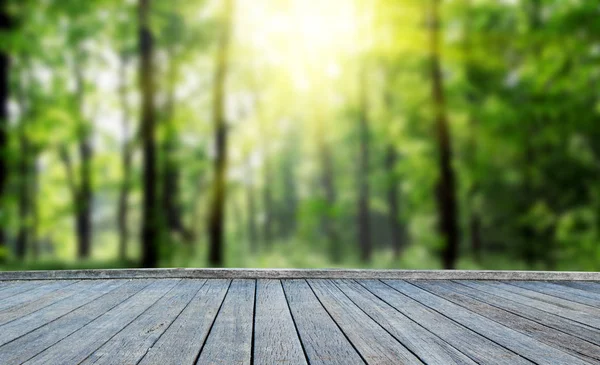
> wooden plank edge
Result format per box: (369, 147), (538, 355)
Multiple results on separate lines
(0, 269), (598, 281)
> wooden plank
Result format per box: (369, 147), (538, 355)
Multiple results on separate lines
(509, 281), (600, 308)
(461, 281), (600, 329)
(453, 280), (600, 346)
(282, 279), (365, 365)
(334, 280), (479, 365)
(0, 281), (44, 298)
(0, 280), (76, 312)
(359, 279), (532, 365)
(0, 280), (106, 325)
(1, 268), (599, 281)
(412, 280), (600, 363)
(0, 279), (152, 365)
(80, 279), (206, 364)
(253, 279), (308, 365)
(308, 279), (423, 364)
(383, 280), (591, 365)
(498, 281), (599, 314)
(23, 279), (179, 365)
(137, 279), (230, 365)
(555, 281), (600, 294)
(196, 279), (255, 365)
(0, 280), (125, 346)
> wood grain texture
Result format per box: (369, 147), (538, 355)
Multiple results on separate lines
(309, 279), (423, 364)
(0, 275), (598, 364)
(383, 280), (591, 365)
(0, 280), (76, 312)
(253, 279), (308, 365)
(412, 280), (600, 363)
(454, 280), (600, 345)
(196, 279), (255, 365)
(508, 281), (600, 308)
(0, 280), (109, 326)
(0, 279), (152, 365)
(334, 280), (478, 365)
(461, 281), (600, 329)
(81, 279), (206, 364)
(0, 280), (124, 347)
(0, 281), (48, 300)
(555, 281), (600, 294)
(359, 279), (533, 365)
(1, 268), (599, 281)
(23, 279), (178, 365)
(282, 279), (365, 365)
(138, 279), (230, 365)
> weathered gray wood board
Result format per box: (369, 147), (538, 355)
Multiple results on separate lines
(254, 279), (307, 365)
(0, 270), (598, 364)
(195, 279), (255, 365)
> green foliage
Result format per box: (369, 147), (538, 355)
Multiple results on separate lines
(1, 0), (600, 271)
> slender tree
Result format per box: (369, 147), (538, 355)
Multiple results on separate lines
(0, 0), (12, 257)
(207, 0), (234, 266)
(463, 0), (483, 263)
(117, 54), (133, 261)
(316, 119), (341, 263)
(245, 157), (258, 253)
(15, 68), (31, 259)
(428, 0), (460, 269)
(357, 66), (372, 263)
(385, 145), (404, 258)
(59, 53), (94, 259)
(139, 0), (159, 268)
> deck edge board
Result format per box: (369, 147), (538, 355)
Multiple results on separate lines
(0, 269), (599, 281)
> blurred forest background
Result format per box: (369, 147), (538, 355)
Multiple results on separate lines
(0, 0), (599, 271)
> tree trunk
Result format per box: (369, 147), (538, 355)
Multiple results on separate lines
(463, 0), (483, 263)
(117, 55), (132, 261)
(429, 0), (460, 269)
(357, 67), (371, 263)
(262, 155), (273, 247)
(317, 124), (340, 263)
(280, 140), (298, 238)
(139, 0), (159, 268)
(522, 0), (541, 269)
(207, 0), (234, 267)
(385, 145), (404, 259)
(77, 125), (93, 259)
(246, 159), (258, 253)
(30, 158), (39, 259)
(74, 62), (93, 260)
(16, 124), (29, 259)
(161, 49), (192, 242)
(0, 1), (11, 256)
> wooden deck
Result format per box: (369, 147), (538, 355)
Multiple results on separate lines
(0, 270), (598, 364)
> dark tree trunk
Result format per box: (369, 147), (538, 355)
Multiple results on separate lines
(161, 50), (192, 242)
(117, 55), (132, 261)
(139, 0), (159, 268)
(429, 0), (460, 269)
(357, 67), (371, 263)
(317, 125), (340, 263)
(463, 0), (483, 263)
(77, 126), (93, 259)
(522, 0), (541, 269)
(280, 141), (298, 237)
(30, 158), (39, 259)
(262, 155), (273, 247)
(16, 125), (29, 259)
(74, 63), (93, 260)
(207, 0), (234, 267)
(246, 160), (258, 253)
(385, 145), (403, 259)
(0, 1), (11, 255)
